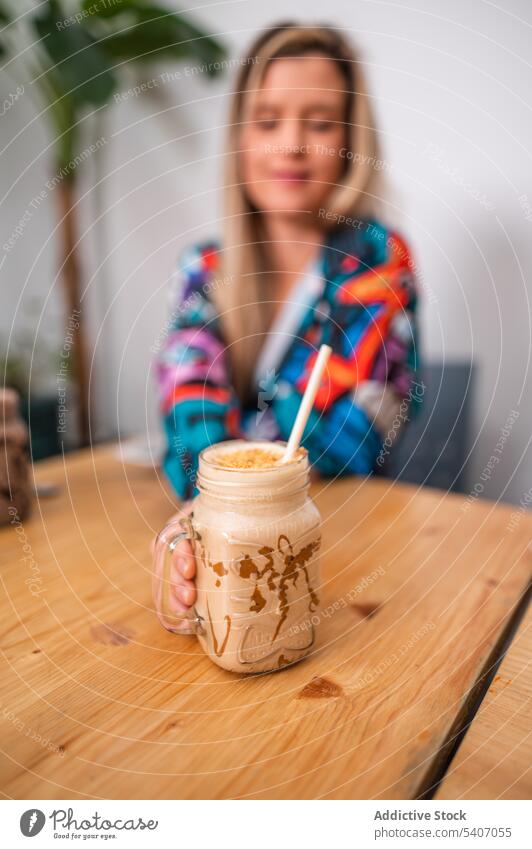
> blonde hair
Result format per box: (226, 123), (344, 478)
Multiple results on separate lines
(214, 22), (382, 401)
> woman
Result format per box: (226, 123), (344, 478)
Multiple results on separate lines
(154, 22), (418, 630)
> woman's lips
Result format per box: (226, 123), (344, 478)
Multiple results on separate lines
(271, 170), (311, 183)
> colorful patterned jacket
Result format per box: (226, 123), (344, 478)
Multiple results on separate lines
(156, 220), (419, 500)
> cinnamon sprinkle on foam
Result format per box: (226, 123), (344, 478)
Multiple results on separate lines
(213, 447), (304, 469)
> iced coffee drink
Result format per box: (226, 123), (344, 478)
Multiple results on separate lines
(154, 440), (321, 674)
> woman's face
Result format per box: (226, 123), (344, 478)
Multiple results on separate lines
(239, 54), (349, 217)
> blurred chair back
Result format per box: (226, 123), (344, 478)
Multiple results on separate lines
(383, 362), (474, 493)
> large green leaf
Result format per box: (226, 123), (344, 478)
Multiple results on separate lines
(0, 0), (10, 56)
(34, 0), (117, 107)
(81, 0), (147, 17)
(161, 14), (226, 73)
(81, 0), (137, 17)
(81, 1), (226, 72)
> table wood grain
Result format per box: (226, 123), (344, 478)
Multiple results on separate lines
(436, 603), (531, 800)
(0, 447), (530, 799)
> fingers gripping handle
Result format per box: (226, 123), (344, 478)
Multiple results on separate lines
(153, 517), (204, 635)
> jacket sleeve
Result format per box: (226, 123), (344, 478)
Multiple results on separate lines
(272, 230), (420, 476)
(155, 244), (241, 499)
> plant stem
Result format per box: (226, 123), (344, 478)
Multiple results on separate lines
(56, 178), (90, 446)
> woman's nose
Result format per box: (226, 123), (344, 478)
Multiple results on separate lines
(278, 118), (305, 155)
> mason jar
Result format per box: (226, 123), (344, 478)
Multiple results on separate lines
(153, 439), (321, 674)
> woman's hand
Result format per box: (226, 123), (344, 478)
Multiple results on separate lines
(152, 500), (197, 633)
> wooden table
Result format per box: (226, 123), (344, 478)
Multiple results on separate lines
(0, 447), (530, 800)
(436, 604), (532, 800)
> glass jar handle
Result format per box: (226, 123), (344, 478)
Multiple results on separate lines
(152, 515), (204, 635)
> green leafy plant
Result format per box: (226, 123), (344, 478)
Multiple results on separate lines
(32, 0), (226, 170)
(1, 0), (226, 443)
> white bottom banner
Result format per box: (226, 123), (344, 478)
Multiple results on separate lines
(2, 799), (528, 848)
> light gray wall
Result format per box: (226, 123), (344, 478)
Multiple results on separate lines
(1, 0), (531, 504)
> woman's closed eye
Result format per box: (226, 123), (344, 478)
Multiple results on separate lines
(252, 118), (336, 133)
(306, 119), (335, 132)
(255, 118), (278, 130)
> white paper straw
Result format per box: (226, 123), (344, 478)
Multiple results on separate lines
(282, 344), (332, 463)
